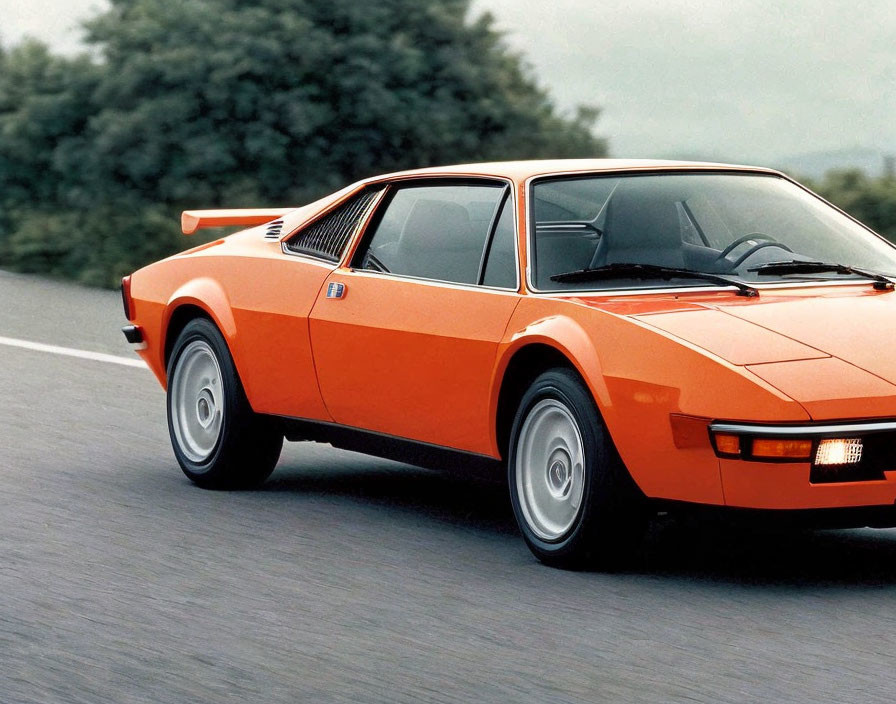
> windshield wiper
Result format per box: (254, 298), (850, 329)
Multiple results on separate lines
(550, 263), (758, 297)
(748, 260), (894, 291)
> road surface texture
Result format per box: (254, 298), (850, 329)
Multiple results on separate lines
(2, 269), (896, 703)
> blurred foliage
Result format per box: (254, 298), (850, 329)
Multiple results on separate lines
(0, 0), (606, 287)
(805, 169), (896, 242)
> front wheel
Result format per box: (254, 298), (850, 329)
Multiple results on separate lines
(167, 317), (283, 489)
(508, 368), (646, 569)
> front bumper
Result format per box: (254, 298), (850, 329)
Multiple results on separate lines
(713, 420), (896, 510)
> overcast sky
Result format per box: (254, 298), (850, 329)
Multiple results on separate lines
(3, 0), (895, 166)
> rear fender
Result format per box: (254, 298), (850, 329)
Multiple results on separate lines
(160, 278), (240, 385)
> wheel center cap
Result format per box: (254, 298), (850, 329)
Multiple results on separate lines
(196, 389), (215, 428)
(546, 453), (572, 499)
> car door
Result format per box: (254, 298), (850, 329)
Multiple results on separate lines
(309, 179), (520, 455)
(234, 186), (383, 422)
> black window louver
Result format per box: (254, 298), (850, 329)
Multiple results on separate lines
(285, 188), (381, 261)
(264, 219), (284, 239)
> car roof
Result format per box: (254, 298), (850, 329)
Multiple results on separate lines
(365, 159), (782, 183)
(275, 159), (786, 237)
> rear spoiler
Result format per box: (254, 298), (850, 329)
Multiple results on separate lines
(180, 208), (294, 235)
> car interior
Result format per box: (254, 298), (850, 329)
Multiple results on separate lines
(531, 174), (837, 290)
(359, 184), (512, 286)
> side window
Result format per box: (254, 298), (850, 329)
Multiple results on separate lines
(285, 188), (381, 261)
(357, 183), (505, 285)
(482, 197), (517, 288)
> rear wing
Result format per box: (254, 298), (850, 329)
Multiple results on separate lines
(180, 208), (294, 235)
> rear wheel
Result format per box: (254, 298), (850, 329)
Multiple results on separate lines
(167, 317), (283, 489)
(508, 368), (646, 569)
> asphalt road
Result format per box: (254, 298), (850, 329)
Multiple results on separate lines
(3, 270), (896, 703)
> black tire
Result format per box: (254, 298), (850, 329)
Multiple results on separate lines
(166, 317), (283, 489)
(507, 368), (646, 569)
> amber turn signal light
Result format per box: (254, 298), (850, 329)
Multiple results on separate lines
(710, 428), (813, 461)
(751, 438), (813, 460)
(713, 433), (741, 456)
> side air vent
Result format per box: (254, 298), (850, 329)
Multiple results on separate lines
(264, 219), (284, 239)
(284, 188), (381, 261)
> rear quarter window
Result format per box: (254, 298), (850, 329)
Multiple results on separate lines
(285, 188), (381, 261)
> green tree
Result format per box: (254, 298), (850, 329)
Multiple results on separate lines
(0, 0), (606, 286)
(0, 42), (105, 277)
(806, 169), (896, 242)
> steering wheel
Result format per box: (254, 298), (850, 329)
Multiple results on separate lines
(712, 233), (776, 264)
(712, 232), (794, 269)
(727, 241), (794, 270)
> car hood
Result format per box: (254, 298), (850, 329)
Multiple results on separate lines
(718, 290), (896, 418)
(716, 290), (896, 376)
(575, 286), (896, 420)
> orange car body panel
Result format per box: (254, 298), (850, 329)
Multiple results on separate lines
(310, 270), (519, 454)
(127, 159), (896, 512)
(131, 229), (334, 422)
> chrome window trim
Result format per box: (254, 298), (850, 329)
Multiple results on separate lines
(522, 167), (893, 296)
(341, 268), (520, 295)
(710, 421), (896, 437)
(346, 176), (521, 292)
(278, 246), (340, 267)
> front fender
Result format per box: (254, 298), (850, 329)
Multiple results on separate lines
(487, 314), (612, 456)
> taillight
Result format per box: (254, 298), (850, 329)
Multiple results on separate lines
(121, 276), (134, 321)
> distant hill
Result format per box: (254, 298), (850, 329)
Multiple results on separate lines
(774, 148), (896, 179)
(654, 147), (896, 180)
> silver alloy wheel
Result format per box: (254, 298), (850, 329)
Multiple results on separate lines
(170, 340), (224, 465)
(515, 398), (586, 541)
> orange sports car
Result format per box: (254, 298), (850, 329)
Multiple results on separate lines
(122, 159), (896, 567)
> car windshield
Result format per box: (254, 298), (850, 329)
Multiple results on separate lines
(530, 172), (896, 291)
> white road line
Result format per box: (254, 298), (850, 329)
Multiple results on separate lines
(0, 335), (148, 369)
